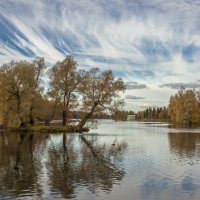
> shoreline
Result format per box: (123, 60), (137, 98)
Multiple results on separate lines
(1, 125), (89, 133)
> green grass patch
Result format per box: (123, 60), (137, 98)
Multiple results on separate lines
(8, 125), (89, 133)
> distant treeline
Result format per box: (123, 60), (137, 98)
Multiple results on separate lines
(135, 88), (200, 125)
(112, 110), (135, 121)
(107, 107), (168, 122)
(135, 107), (168, 121)
(109, 107), (168, 122)
(111, 88), (200, 126)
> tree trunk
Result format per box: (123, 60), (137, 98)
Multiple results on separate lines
(45, 102), (58, 126)
(62, 94), (67, 126)
(62, 110), (67, 126)
(17, 96), (26, 127)
(78, 103), (97, 132)
(2, 114), (8, 129)
(189, 119), (192, 128)
(29, 105), (34, 126)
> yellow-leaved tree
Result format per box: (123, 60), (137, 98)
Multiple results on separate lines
(168, 88), (200, 125)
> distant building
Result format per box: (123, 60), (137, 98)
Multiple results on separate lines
(127, 115), (136, 121)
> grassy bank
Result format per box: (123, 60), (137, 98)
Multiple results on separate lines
(8, 125), (89, 133)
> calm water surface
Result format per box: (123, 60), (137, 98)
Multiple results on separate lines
(1, 120), (200, 200)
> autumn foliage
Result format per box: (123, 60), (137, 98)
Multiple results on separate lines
(0, 56), (125, 130)
(168, 88), (200, 125)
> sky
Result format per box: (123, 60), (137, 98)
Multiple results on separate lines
(0, 0), (200, 111)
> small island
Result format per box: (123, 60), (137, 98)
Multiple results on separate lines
(0, 56), (125, 133)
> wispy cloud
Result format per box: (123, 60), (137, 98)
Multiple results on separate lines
(125, 95), (145, 100)
(159, 82), (200, 89)
(126, 82), (148, 90)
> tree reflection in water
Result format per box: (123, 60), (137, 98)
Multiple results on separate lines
(168, 132), (200, 160)
(0, 132), (127, 199)
(47, 133), (127, 198)
(0, 132), (48, 198)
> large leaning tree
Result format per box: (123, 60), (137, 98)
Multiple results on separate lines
(78, 67), (125, 132)
(49, 56), (82, 125)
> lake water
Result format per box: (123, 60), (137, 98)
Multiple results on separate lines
(1, 120), (200, 200)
